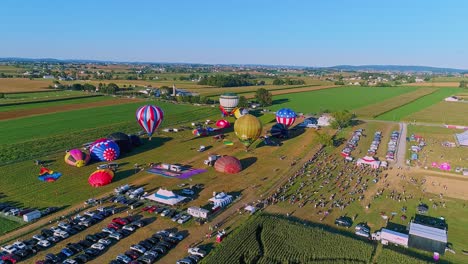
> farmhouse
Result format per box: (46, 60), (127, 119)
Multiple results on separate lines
(146, 189), (187, 206)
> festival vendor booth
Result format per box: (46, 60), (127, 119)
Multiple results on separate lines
(455, 130), (468, 147)
(356, 156), (381, 169)
(187, 207), (209, 219)
(146, 189), (187, 206)
(209, 192), (233, 209)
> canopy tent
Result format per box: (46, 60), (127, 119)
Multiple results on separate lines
(146, 189), (187, 205)
(356, 156), (381, 169)
(244, 205), (257, 214)
(455, 130), (468, 147)
(209, 192), (233, 208)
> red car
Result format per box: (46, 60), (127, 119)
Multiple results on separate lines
(108, 222), (122, 230)
(147, 206), (157, 213)
(142, 206), (152, 212)
(112, 217), (129, 226)
(124, 250), (140, 260)
(2, 254), (20, 264)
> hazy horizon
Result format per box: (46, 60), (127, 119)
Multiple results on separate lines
(2, 0), (468, 68)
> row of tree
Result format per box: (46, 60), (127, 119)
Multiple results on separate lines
(272, 78), (305, 85)
(198, 74), (265, 87)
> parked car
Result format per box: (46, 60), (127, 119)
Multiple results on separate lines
(171, 213), (183, 222)
(47, 236), (60, 243)
(177, 214), (192, 224)
(130, 244), (146, 254)
(123, 225), (136, 232)
(61, 248), (75, 257)
(108, 232), (123, 241)
(188, 247), (206, 258)
(112, 217), (129, 226)
(73, 254), (89, 263)
(124, 250), (140, 260)
(169, 232), (184, 241)
(78, 239), (93, 248)
(335, 216), (353, 228)
(131, 201), (144, 209)
(116, 254), (132, 263)
(84, 248), (99, 257)
(176, 258), (194, 264)
(1, 245), (17, 254)
(91, 243), (106, 251)
(108, 222), (122, 230)
(37, 240), (51, 248)
(45, 253), (61, 262)
(181, 189), (194, 195)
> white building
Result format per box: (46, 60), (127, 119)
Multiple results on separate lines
(187, 207), (209, 219)
(317, 114), (333, 127)
(209, 192), (233, 209)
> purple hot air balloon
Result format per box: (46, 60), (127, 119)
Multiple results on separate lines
(90, 138), (120, 162)
(136, 105), (164, 140)
(64, 149), (90, 167)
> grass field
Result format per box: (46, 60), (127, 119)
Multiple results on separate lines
(0, 78), (53, 92)
(354, 88), (436, 118)
(0, 218), (23, 235)
(405, 102), (468, 125)
(0, 95), (113, 112)
(268, 86), (420, 114)
(406, 125), (467, 170)
(376, 88), (463, 121)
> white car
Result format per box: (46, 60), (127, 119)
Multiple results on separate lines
(98, 238), (112, 246)
(102, 227), (114, 234)
(91, 243), (106, 251)
(12, 241), (27, 250)
(37, 240), (51, 248)
(116, 254), (132, 263)
(155, 230), (170, 237)
(188, 247), (206, 258)
(50, 226), (61, 232)
(123, 225), (136, 232)
(5, 208), (20, 216)
(84, 211), (95, 217)
(1, 245), (17, 254)
(32, 234), (46, 241)
(63, 259), (78, 264)
(177, 214), (192, 224)
(54, 230), (69, 239)
(74, 214), (86, 222)
(130, 244), (146, 254)
(171, 213), (183, 222)
(58, 222), (71, 230)
(109, 232), (123, 240)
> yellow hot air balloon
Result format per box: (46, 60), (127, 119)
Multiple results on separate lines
(233, 107), (249, 119)
(234, 114), (262, 147)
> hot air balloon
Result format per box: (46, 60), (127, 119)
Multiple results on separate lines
(234, 114), (262, 147)
(214, 156), (242, 174)
(193, 128), (208, 137)
(270, 123), (289, 138)
(216, 119), (230, 129)
(64, 149), (90, 167)
(275, 108), (297, 127)
(108, 132), (132, 153)
(90, 139), (120, 162)
(136, 105), (164, 140)
(38, 167), (62, 182)
(233, 108), (249, 119)
(219, 93), (239, 116)
(88, 169), (114, 187)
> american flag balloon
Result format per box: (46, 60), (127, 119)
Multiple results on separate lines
(136, 105), (164, 139)
(275, 108), (297, 127)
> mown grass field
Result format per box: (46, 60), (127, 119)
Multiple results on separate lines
(405, 102), (468, 125)
(269, 86), (420, 114)
(354, 88), (436, 118)
(376, 88), (463, 121)
(0, 94), (112, 111)
(0, 218), (23, 235)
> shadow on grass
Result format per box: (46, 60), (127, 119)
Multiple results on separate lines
(240, 157), (257, 170)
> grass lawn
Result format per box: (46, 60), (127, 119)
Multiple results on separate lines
(268, 86), (420, 114)
(376, 88), (463, 121)
(0, 218), (24, 235)
(0, 95), (112, 111)
(405, 101), (468, 125)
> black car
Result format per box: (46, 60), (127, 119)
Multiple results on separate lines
(158, 241), (174, 249)
(131, 201), (144, 209)
(139, 255), (156, 264)
(151, 245), (167, 255)
(94, 231), (108, 239)
(84, 248), (100, 257)
(14, 249), (31, 258)
(133, 220), (146, 228)
(24, 238), (38, 246)
(145, 237), (158, 245)
(155, 207), (165, 214)
(78, 239), (93, 248)
(162, 237), (179, 245)
(109, 260), (121, 264)
(74, 254), (89, 263)
(45, 253), (61, 263)
(41, 228), (54, 237)
(47, 236), (61, 243)
(85, 234), (99, 242)
(72, 224), (86, 232)
(118, 229), (131, 237)
(63, 227), (78, 235)
(92, 213), (105, 221)
(67, 242), (84, 253)
(138, 241), (153, 250)
(125, 199), (137, 206)
(335, 216), (353, 228)
(56, 252), (67, 261)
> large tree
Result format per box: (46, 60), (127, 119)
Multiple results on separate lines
(238, 96), (249, 107)
(314, 131), (333, 146)
(330, 110), (355, 129)
(255, 88), (273, 106)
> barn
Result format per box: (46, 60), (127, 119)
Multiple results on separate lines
(408, 222), (447, 254)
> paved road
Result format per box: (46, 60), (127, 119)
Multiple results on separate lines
(396, 122), (407, 167)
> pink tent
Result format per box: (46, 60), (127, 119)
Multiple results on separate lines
(431, 162), (438, 168)
(439, 162), (451, 171)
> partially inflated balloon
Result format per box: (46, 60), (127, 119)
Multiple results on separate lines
(90, 139), (120, 162)
(193, 128), (208, 137)
(270, 123), (289, 138)
(233, 108), (249, 119)
(88, 169), (114, 187)
(136, 105), (164, 139)
(214, 156), (242, 174)
(219, 93), (239, 116)
(64, 149), (90, 167)
(234, 114), (262, 147)
(216, 119), (230, 129)
(108, 132), (132, 153)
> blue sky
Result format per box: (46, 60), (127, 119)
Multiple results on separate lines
(2, 0), (468, 68)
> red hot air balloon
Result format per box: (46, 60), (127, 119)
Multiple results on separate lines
(216, 119), (230, 129)
(214, 156), (242, 174)
(88, 169), (114, 187)
(136, 105), (164, 140)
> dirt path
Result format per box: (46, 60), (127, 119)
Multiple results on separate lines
(0, 98), (142, 121)
(395, 122), (407, 167)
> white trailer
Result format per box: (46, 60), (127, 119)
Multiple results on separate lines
(380, 228), (409, 247)
(23, 210), (41, 222)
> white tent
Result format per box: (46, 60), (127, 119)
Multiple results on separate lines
(146, 189), (187, 206)
(357, 156), (381, 169)
(455, 130), (468, 147)
(244, 205), (257, 214)
(209, 192), (233, 208)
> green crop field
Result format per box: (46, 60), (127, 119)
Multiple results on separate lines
(0, 95), (113, 112)
(268, 86), (420, 114)
(376, 88), (463, 121)
(0, 218), (24, 235)
(405, 101), (468, 125)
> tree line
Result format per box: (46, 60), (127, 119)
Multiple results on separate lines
(198, 74), (265, 87)
(272, 78), (305, 85)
